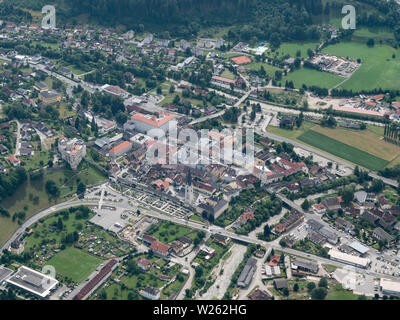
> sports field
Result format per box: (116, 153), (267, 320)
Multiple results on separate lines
(48, 247), (104, 283)
(322, 41), (400, 91)
(298, 130), (389, 171)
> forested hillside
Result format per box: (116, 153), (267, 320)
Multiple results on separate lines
(2, 0), (400, 45)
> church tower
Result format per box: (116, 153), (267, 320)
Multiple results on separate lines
(185, 169), (194, 205)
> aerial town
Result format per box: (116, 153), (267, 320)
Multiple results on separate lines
(2, 0), (400, 307)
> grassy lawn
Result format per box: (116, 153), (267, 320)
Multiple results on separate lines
(47, 247), (104, 283)
(282, 67), (343, 89)
(245, 62), (283, 77)
(66, 65), (88, 76)
(220, 69), (236, 80)
(322, 41), (400, 91)
(323, 264), (338, 273)
(31, 40), (59, 50)
(273, 41), (321, 59)
(59, 102), (77, 119)
(298, 130), (388, 170)
(189, 214), (204, 223)
(326, 284), (364, 300)
(353, 27), (395, 41)
(267, 121), (316, 140)
(20, 150), (52, 171)
(147, 221), (197, 244)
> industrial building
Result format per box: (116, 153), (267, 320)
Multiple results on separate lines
(237, 257), (257, 288)
(328, 249), (370, 269)
(6, 266), (58, 298)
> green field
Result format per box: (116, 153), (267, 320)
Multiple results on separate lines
(273, 41), (321, 59)
(220, 69), (236, 80)
(353, 27), (395, 41)
(148, 221), (198, 244)
(322, 41), (400, 91)
(47, 247), (104, 283)
(298, 130), (389, 170)
(245, 62), (283, 77)
(326, 284), (365, 300)
(282, 67), (343, 89)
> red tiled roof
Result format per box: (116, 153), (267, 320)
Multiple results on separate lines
(131, 112), (175, 127)
(8, 155), (20, 163)
(150, 240), (170, 254)
(109, 141), (132, 154)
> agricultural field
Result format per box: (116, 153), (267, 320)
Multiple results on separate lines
(298, 130), (388, 170)
(47, 247), (104, 283)
(312, 125), (399, 163)
(322, 41), (400, 91)
(268, 122), (398, 171)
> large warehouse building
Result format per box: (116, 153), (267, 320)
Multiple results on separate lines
(328, 249), (371, 269)
(6, 266), (58, 298)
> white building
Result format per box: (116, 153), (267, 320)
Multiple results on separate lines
(58, 138), (86, 170)
(381, 278), (400, 296)
(139, 286), (160, 300)
(328, 249), (370, 269)
(6, 266), (58, 298)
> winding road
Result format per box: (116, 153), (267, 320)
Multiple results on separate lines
(2, 189), (398, 283)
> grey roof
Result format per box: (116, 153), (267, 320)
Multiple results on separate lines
(95, 137), (111, 148)
(35, 82), (48, 89)
(0, 266), (13, 283)
(373, 227), (395, 242)
(58, 66), (71, 73)
(307, 219), (324, 231)
(354, 191), (367, 204)
(274, 278), (288, 289)
(349, 241), (369, 254)
(237, 257), (257, 288)
(319, 226), (338, 243)
(143, 286), (159, 296)
(40, 90), (61, 99)
(292, 258), (319, 273)
(322, 197), (341, 209)
(361, 211), (378, 224)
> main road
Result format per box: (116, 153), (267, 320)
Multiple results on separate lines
(2, 193), (398, 282)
